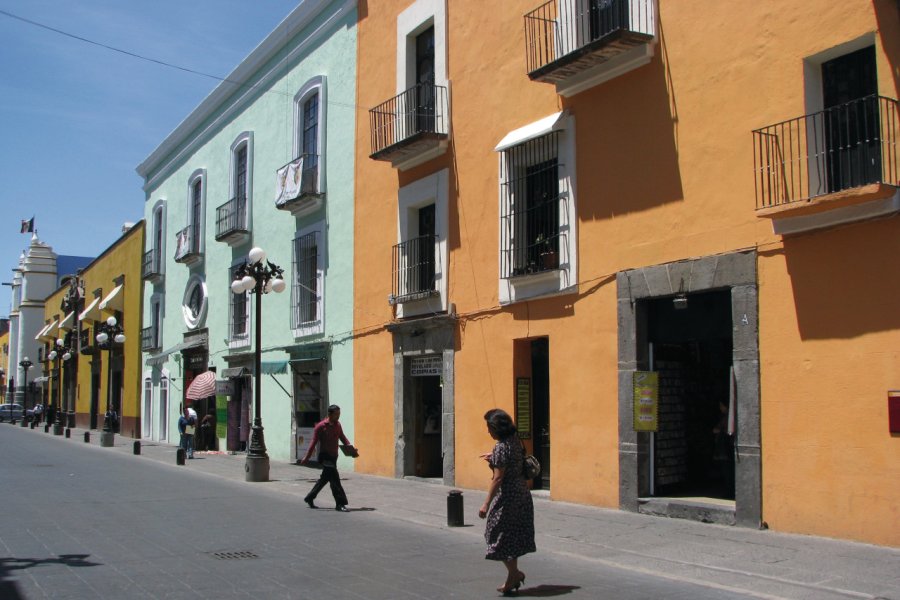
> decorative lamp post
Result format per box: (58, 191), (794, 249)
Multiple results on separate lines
(18, 357), (33, 425)
(231, 246), (286, 482)
(47, 338), (73, 436)
(96, 315), (125, 447)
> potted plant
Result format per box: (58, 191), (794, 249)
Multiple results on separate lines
(536, 233), (558, 270)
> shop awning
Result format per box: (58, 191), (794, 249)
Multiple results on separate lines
(99, 284), (124, 314)
(494, 111), (565, 152)
(57, 311), (76, 332)
(260, 361), (288, 375)
(79, 297), (102, 323)
(221, 367), (250, 378)
(34, 322), (53, 341)
(32, 376), (49, 384)
(145, 338), (206, 367)
(35, 320), (58, 342)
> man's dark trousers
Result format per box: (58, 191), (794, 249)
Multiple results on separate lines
(306, 453), (348, 506)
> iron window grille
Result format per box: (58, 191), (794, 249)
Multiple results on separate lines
(292, 231), (320, 329)
(215, 195), (248, 239)
(229, 265), (250, 342)
(391, 235), (438, 304)
(753, 95), (899, 208)
(141, 248), (161, 279)
(500, 132), (567, 278)
(140, 326), (159, 351)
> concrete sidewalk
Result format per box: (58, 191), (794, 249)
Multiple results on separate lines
(41, 425), (900, 600)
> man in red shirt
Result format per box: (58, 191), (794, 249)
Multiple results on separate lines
(300, 404), (356, 511)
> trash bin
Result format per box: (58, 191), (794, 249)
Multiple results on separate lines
(447, 490), (464, 527)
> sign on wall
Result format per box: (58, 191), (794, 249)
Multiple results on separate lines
(410, 355), (442, 377)
(633, 371), (659, 432)
(516, 377), (531, 438)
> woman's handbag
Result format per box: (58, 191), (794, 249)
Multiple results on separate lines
(521, 443), (541, 480)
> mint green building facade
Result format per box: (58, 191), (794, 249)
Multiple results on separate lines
(137, 0), (357, 465)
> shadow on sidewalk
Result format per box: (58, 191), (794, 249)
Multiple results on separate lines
(517, 584), (580, 596)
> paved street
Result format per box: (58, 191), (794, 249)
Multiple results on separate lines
(1, 424), (897, 600)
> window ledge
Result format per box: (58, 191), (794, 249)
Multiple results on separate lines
(501, 268), (575, 305)
(757, 184), (900, 236)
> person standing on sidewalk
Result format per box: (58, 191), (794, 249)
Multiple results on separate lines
(178, 406), (196, 459)
(478, 408), (535, 596)
(300, 404), (356, 512)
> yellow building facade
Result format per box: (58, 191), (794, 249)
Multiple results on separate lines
(354, 0), (899, 546)
(39, 223), (145, 438)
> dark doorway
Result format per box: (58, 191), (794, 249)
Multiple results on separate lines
(294, 367), (325, 462)
(90, 372), (100, 430)
(531, 338), (550, 490)
(413, 374), (442, 478)
(416, 204), (436, 294)
(822, 45), (880, 193)
(643, 291), (734, 500)
(590, 0), (629, 42)
(111, 368), (123, 433)
(415, 25), (436, 133)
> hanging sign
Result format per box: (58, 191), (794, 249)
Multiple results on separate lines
(516, 377), (531, 438)
(633, 371), (659, 432)
(410, 355), (442, 376)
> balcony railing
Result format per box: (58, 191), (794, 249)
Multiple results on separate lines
(275, 153), (322, 216)
(141, 248), (163, 282)
(140, 326), (159, 352)
(753, 95), (899, 209)
(173, 225), (201, 264)
(391, 235), (439, 304)
(370, 84), (449, 165)
(215, 195), (249, 243)
(79, 327), (95, 355)
(525, 0), (655, 86)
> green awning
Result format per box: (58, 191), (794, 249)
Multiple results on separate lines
(260, 361), (288, 375)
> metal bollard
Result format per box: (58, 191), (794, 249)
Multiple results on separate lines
(176, 448), (185, 465)
(30, 421), (35, 429)
(65, 428), (71, 438)
(133, 441), (141, 455)
(44, 423), (50, 433)
(447, 490), (464, 527)
(83, 431), (90, 443)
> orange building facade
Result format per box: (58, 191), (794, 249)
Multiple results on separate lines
(353, 0), (900, 546)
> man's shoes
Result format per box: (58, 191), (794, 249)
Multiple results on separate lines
(335, 505), (349, 512)
(304, 498), (317, 509)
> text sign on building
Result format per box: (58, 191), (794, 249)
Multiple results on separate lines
(516, 377), (531, 439)
(410, 355), (442, 377)
(633, 371), (659, 432)
(216, 380), (234, 396)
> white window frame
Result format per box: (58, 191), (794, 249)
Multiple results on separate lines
(151, 199), (167, 277)
(228, 259), (251, 349)
(292, 221), (325, 338)
(396, 169), (449, 318)
(182, 274), (208, 330)
(497, 113), (578, 305)
(159, 369), (170, 442)
(229, 132), (254, 232)
(187, 168), (207, 257)
(293, 76), (327, 198)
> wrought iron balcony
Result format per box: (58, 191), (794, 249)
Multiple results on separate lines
(390, 235), (439, 304)
(173, 225), (202, 265)
(753, 95), (899, 209)
(141, 248), (163, 283)
(140, 326), (160, 352)
(525, 0), (655, 92)
(274, 153), (322, 216)
(370, 84), (449, 167)
(215, 195), (249, 244)
(79, 328), (95, 356)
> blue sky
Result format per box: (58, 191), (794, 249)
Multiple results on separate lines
(0, 0), (302, 315)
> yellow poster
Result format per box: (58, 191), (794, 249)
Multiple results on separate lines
(633, 371), (658, 432)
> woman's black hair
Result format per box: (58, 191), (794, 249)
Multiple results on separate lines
(484, 408), (517, 439)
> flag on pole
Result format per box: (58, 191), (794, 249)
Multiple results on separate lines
(20, 217), (34, 234)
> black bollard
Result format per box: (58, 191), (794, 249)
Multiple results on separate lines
(44, 423), (50, 433)
(176, 448), (185, 465)
(30, 421), (35, 429)
(83, 431), (90, 443)
(447, 490), (464, 527)
(133, 441), (141, 455)
(65, 429), (71, 438)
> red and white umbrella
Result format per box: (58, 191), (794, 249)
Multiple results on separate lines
(186, 371), (217, 400)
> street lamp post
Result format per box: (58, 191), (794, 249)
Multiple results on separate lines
(47, 338), (73, 436)
(231, 246), (286, 482)
(18, 357), (33, 426)
(96, 316), (125, 448)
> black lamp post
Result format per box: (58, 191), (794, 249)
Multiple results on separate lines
(231, 246), (286, 482)
(96, 315), (125, 447)
(18, 357), (33, 425)
(47, 338), (73, 436)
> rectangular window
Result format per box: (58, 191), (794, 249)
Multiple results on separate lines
(293, 231), (320, 328)
(229, 265), (249, 342)
(191, 179), (202, 253)
(500, 132), (563, 278)
(302, 93), (319, 168)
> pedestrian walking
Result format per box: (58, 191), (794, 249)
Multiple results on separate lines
(178, 406), (196, 459)
(300, 404), (357, 512)
(32, 402), (43, 425)
(478, 408), (535, 596)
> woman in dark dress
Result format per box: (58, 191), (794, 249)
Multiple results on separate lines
(478, 408), (535, 595)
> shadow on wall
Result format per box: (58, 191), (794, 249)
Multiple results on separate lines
(779, 216), (900, 340)
(872, 0), (900, 98)
(568, 15), (683, 221)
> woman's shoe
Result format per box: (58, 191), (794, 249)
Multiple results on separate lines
(497, 572), (525, 596)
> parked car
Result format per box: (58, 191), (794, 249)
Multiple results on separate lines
(0, 403), (25, 422)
